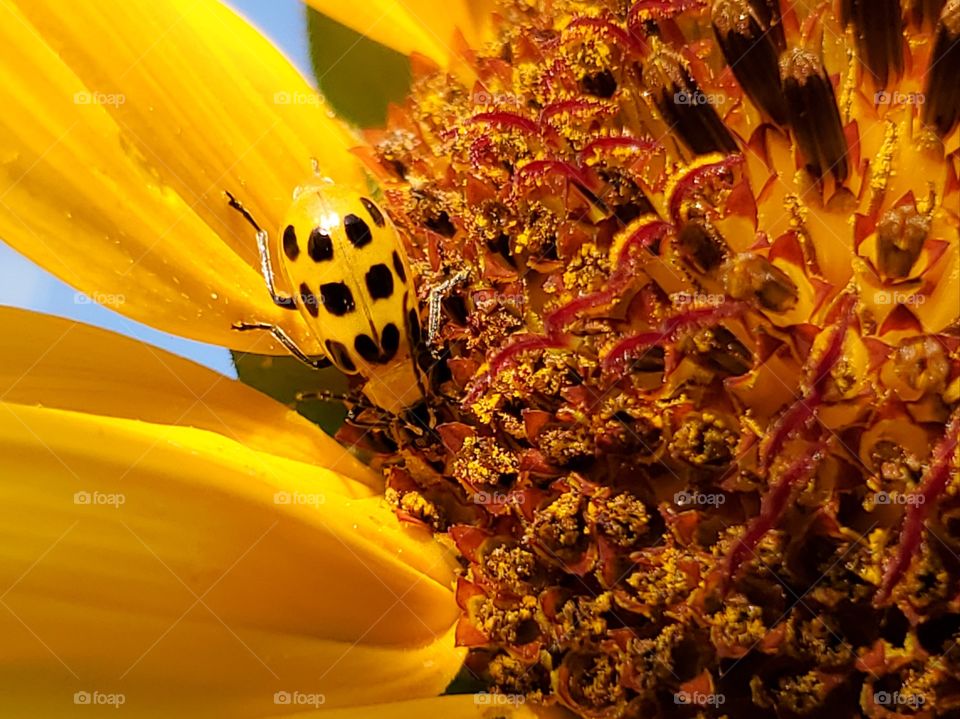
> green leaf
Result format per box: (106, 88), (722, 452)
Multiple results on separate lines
(443, 664), (488, 695)
(306, 7), (411, 129)
(231, 351), (349, 436)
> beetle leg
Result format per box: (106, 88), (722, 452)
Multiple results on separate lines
(426, 269), (469, 357)
(225, 191), (296, 310)
(232, 322), (330, 369)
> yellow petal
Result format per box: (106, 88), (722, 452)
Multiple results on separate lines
(0, 0), (365, 354)
(0, 403), (463, 716)
(272, 694), (575, 718)
(0, 306), (378, 490)
(303, 0), (495, 67)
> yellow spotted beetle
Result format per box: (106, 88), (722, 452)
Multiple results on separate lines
(227, 180), (429, 419)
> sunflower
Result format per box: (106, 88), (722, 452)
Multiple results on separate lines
(0, 2), (525, 717)
(0, 1), (958, 719)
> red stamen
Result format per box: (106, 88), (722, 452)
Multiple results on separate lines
(602, 301), (745, 374)
(626, 1), (708, 51)
(722, 437), (827, 592)
(470, 221), (672, 403)
(659, 301), (743, 335)
(579, 136), (663, 162)
(759, 397), (819, 471)
(759, 294), (856, 469)
(629, 0), (705, 22)
(465, 335), (569, 406)
(470, 111), (539, 135)
(541, 99), (617, 121)
(601, 331), (665, 374)
(515, 159), (595, 190)
(545, 220), (671, 334)
(563, 16), (642, 54)
(668, 154), (744, 224)
(546, 289), (620, 336)
(489, 335), (568, 376)
(876, 409), (960, 604)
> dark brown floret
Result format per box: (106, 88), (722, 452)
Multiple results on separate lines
(712, 0), (789, 124)
(876, 203), (930, 279)
(779, 48), (850, 182)
(644, 40), (739, 155)
(909, 0), (949, 27)
(923, 0), (960, 137)
(722, 254), (799, 312)
(839, 0), (905, 89)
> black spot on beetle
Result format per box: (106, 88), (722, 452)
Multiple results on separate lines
(365, 264), (394, 300)
(392, 251), (406, 283)
(407, 307), (421, 346)
(360, 197), (385, 227)
(319, 282), (356, 316)
(282, 225), (299, 261)
(354, 334), (380, 363)
(344, 214), (372, 248)
(308, 227), (334, 262)
(324, 340), (356, 373)
(381, 322), (400, 361)
(298, 283), (318, 317)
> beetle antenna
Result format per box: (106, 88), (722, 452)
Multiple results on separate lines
(224, 191), (263, 233)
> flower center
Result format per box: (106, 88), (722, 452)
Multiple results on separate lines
(362, 1), (959, 715)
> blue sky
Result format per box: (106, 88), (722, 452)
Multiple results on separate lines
(0, 0), (313, 378)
